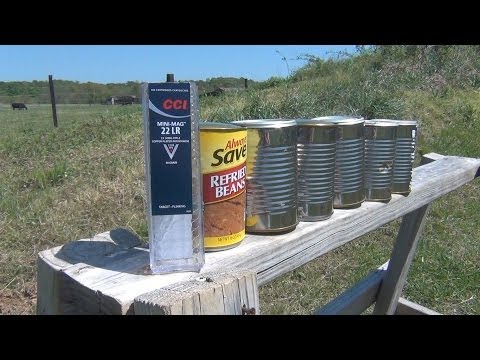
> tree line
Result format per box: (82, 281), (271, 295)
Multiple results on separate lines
(0, 77), (255, 105)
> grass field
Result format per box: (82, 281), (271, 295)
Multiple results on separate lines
(0, 76), (479, 314)
(0, 104), (146, 314)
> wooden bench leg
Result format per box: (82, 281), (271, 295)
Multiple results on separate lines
(373, 204), (431, 314)
(395, 297), (441, 315)
(314, 261), (389, 315)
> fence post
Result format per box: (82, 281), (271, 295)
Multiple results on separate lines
(166, 73), (175, 82)
(48, 75), (58, 128)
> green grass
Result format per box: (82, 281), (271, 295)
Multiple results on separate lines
(0, 104), (147, 314)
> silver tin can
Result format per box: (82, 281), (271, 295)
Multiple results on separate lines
(232, 119), (298, 234)
(296, 119), (337, 221)
(364, 120), (397, 202)
(316, 116), (365, 208)
(378, 119), (418, 194)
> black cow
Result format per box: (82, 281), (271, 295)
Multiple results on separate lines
(12, 103), (28, 110)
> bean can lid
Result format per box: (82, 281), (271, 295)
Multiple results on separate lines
(200, 121), (243, 130)
(232, 119), (297, 129)
(312, 116), (364, 125)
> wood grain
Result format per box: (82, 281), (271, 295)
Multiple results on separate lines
(134, 269), (259, 315)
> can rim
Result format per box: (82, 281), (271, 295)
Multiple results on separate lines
(311, 116), (364, 125)
(371, 119), (418, 126)
(232, 119), (297, 128)
(200, 121), (243, 130)
(365, 119), (398, 127)
(296, 118), (338, 126)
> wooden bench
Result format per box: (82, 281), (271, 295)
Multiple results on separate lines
(37, 153), (480, 315)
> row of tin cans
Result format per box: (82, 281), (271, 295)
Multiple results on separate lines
(199, 117), (417, 250)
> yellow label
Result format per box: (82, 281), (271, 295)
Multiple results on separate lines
(205, 229), (245, 248)
(200, 129), (248, 173)
(200, 128), (247, 248)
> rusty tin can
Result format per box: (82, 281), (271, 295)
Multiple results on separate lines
(200, 122), (247, 251)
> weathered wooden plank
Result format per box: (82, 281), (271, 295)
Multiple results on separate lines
(314, 261), (389, 315)
(37, 228), (148, 314)
(37, 249), (75, 315)
(395, 297), (442, 315)
(134, 269), (259, 315)
(37, 154), (480, 314)
(373, 204), (431, 314)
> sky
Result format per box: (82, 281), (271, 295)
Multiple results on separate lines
(0, 45), (357, 84)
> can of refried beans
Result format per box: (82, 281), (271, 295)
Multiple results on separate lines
(200, 122), (247, 251)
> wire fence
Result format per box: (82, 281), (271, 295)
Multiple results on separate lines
(0, 80), (142, 135)
(0, 103), (143, 142)
(0, 79), (143, 106)
(0, 92), (142, 105)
